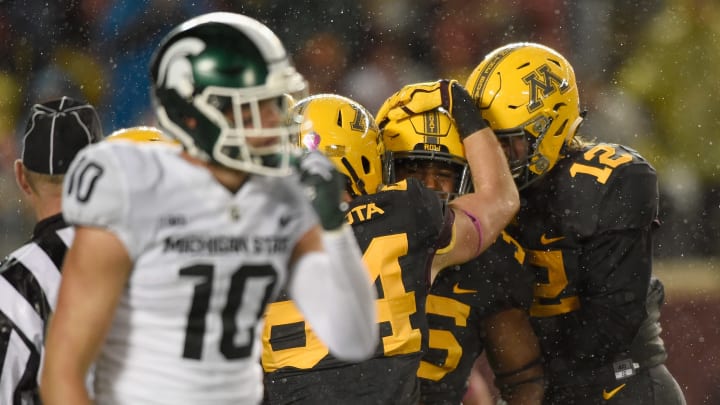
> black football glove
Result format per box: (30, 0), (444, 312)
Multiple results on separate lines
(297, 151), (348, 231)
(376, 79), (486, 139)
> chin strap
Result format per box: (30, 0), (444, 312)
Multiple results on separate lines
(567, 113), (585, 140)
(340, 157), (367, 196)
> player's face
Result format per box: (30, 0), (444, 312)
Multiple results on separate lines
(238, 98), (282, 129)
(395, 160), (457, 194)
(498, 132), (529, 171)
(221, 98), (284, 148)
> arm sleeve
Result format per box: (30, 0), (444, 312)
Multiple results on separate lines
(571, 228), (652, 361)
(289, 224), (378, 361)
(569, 157), (657, 360)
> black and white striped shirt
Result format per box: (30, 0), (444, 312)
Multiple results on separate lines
(0, 214), (73, 405)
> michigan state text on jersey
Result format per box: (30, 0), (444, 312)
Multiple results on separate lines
(40, 13), (377, 405)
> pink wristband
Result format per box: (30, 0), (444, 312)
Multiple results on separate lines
(460, 209), (483, 256)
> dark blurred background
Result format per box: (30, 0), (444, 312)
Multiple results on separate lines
(0, 0), (717, 402)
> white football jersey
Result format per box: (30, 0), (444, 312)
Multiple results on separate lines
(62, 141), (317, 405)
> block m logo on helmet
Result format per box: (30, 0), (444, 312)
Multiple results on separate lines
(523, 64), (569, 112)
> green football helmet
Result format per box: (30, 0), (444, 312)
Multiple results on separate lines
(150, 12), (307, 176)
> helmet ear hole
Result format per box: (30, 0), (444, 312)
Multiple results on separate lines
(336, 110), (344, 126)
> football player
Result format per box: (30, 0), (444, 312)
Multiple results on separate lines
(262, 85), (518, 405)
(466, 42), (686, 404)
(380, 105), (544, 404)
(40, 13), (377, 405)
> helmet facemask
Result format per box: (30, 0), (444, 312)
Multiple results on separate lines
(495, 114), (555, 190)
(385, 151), (471, 202)
(197, 85), (302, 175)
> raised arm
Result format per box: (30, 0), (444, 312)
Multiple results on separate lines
(376, 80), (519, 271)
(288, 151), (378, 362)
(449, 129), (519, 250)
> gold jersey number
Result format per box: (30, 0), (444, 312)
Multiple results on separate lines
(531, 144), (633, 316)
(262, 233), (420, 371)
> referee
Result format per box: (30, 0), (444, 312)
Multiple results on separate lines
(0, 96), (102, 404)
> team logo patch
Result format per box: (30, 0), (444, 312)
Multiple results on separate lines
(160, 215), (187, 227)
(157, 37), (206, 97)
(539, 233), (565, 245)
(523, 64), (569, 112)
(452, 283), (477, 294)
(602, 383), (626, 400)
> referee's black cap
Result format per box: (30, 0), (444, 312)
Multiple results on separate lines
(21, 96), (103, 175)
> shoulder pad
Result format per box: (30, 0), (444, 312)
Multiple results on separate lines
(545, 143), (658, 236)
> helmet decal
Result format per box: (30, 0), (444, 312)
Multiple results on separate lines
(467, 46), (513, 108)
(523, 64), (570, 112)
(157, 38), (205, 99)
(421, 110), (441, 136)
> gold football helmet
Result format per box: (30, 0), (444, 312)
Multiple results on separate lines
(292, 94), (383, 196)
(378, 103), (471, 200)
(107, 126), (178, 144)
(466, 42), (584, 189)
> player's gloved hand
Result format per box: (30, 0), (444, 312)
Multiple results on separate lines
(376, 79), (486, 139)
(297, 151), (348, 231)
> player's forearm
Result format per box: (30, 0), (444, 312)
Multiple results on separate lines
(464, 127), (518, 200)
(321, 225), (378, 358)
(452, 128), (519, 250)
(290, 224), (377, 361)
(40, 369), (92, 405)
(503, 379), (545, 405)
(40, 320), (95, 405)
(495, 360), (545, 405)
(482, 308), (544, 404)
